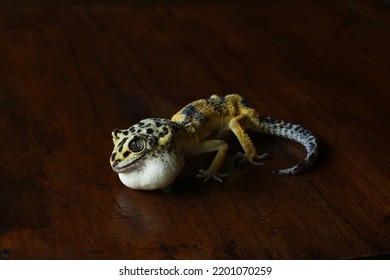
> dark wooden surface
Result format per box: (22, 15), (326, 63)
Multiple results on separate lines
(1, 0), (389, 260)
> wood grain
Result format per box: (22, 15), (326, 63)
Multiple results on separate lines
(0, 0), (389, 259)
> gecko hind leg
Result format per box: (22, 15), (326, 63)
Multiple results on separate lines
(229, 115), (268, 167)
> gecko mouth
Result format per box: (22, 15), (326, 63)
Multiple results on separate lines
(112, 153), (147, 173)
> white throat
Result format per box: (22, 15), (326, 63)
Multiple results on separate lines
(117, 151), (184, 190)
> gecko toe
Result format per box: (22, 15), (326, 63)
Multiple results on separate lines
(234, 152), (268, 167)
(197, 169), (228, 183)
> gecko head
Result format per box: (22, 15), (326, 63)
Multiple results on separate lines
(110, 118), (185, 190)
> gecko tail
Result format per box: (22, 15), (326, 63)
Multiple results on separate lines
(257, 116), (319, 175)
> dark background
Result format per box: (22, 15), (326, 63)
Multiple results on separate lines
(0, 0), (389, 259)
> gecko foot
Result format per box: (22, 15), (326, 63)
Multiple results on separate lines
(234, 152), (268, 167)
(196, 169), (228, 183)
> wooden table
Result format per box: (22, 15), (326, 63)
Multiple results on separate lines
(0, 0), (389, 259)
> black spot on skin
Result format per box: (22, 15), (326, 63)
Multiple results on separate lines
(147, 135), (157, 146)
(207, 96), (225, 113)
(182, 105), (207, 123)
(130, 127), (136, 133)
(111, 152), (117, 161)
(182, 104), (197, 116)
(285, 123), (293, 129)
(169, 122), (178, 131)
(155, 121), (162, 127)
(123, 151), (130, 158)
(261, 116), (279, 125)
(146, 128), (154, 134)
(118, 138), (127, 152)
(240, 96), (250, 107)
(138, 121), (145, 127)
(293, 125), (301, 132)
(112, 128), (120, 136)
(122, 131), (129, 136)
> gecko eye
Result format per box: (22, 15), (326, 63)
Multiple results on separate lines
(129, 137), (145, 153)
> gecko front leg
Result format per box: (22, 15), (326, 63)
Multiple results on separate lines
(187, 139), (229, 182)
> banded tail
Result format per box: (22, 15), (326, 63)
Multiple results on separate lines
(258, 116), (318, 175)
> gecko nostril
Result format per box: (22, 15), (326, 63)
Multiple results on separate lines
(112, 159), (121, 167)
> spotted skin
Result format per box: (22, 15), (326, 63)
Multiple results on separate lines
(110, 94), (318, 190)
